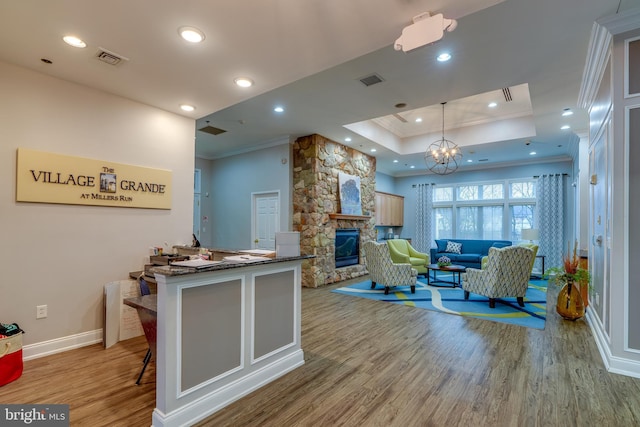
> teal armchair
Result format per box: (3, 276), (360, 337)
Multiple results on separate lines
(386, 239), (429, 276)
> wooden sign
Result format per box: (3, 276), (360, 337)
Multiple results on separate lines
(16, 148), (172, 209)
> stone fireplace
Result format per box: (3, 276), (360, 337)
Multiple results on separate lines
(292, 134), (376, 288)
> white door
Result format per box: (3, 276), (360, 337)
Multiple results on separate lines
(253, 192), (279, 250)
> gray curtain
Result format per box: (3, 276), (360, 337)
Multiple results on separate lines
(414, 184), (434, 253)
(536, 174), (565, 268)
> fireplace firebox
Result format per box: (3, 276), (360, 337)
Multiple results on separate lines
(335, 228), (360, 268)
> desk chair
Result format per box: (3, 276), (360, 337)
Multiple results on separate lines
(136, 274), (152, 385)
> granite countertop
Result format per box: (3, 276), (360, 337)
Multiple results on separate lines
(150, 254), (314, 277)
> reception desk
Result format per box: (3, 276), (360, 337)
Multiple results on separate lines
(148, 255), (309, 427)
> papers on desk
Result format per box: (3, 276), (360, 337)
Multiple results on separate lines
(238, 249), (276, 258)
(223, 255), (272, 263)
(170, 259), (222, 269)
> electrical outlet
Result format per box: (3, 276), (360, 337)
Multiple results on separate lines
(36, 304), (47, 319)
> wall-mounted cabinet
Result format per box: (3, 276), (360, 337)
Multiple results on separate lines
(375, 191), (404, 226)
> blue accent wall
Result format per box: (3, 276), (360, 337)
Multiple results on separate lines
(208, 142), (291, 249)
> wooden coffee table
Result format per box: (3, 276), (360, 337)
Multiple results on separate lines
(426, 264), (466, 288)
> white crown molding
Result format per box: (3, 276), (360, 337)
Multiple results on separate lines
(597, 7), (640, 36)
(578, 22), (612, 110)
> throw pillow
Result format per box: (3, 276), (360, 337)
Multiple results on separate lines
(445, 240), (462, 254)
(492, 242), (510, 249)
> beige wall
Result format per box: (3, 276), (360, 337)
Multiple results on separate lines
(0, 61), (195, 350)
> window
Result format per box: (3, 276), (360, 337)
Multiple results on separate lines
(434, 207), (453, 239)
(432, 179), (536, 240)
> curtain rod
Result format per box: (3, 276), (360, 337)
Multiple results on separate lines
(411, 183), (435, 188)
(533, 173), (569, 178)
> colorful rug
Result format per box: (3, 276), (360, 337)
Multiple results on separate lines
(332, 277), (548, 330)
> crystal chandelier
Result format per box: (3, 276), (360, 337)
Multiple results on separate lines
(424, 102), (462, 175)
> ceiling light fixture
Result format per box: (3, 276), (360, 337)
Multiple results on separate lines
(562, 108), (574, 116)
(180, 104), (195, 112)
(345, 137), (352, 142)
(415, 118), (423, 123)
(424, 102), (461, 175)
(488, 102), (497, 108)
(274, 106), (284, 113)
(370, 148), (377, 152)
(561, 125), (571, 130)
(393, 160), (399, 163)
(234, 77), (253, 88)
(63, 36), (86, 48)
(178, 26), (205, 43)
(529, 151), (537, 156)
(437, 52), (451, 62)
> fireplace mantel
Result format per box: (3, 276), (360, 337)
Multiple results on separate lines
(328, 213), (371, 221)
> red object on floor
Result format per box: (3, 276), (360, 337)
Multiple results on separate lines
(0, 333), (23, 386)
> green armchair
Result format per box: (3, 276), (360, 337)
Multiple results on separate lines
(386, 239), (429, 276)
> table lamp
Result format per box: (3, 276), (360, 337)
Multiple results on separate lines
(521, 228), (539, 243)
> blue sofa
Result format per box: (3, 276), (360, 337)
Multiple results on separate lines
(430, 239), (512, 269)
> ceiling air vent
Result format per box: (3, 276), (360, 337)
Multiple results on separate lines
(95, 47), (129, 66)
(478, 158), (489, 162)
(198, 124), (227, 136)
(502, 87), (513, 102)
(359, 73), (385, 87)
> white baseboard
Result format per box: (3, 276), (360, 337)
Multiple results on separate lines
(152, 350), (305, 427)
(22, 329), (103, 361)
(586, 308), (640, 379)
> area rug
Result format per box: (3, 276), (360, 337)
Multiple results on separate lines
(332, 277), (548, 330)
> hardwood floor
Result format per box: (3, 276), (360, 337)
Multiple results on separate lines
(2, 277), (640, 426)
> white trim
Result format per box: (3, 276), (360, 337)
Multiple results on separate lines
(624, 104), (640, 353)
(250, 267), (298, 365)
(176, 275), (246, 399)
(152, 350), (304, 427)
(624, 37), (640, 99)
(597, 7), (640, 36)
(578, 22), (612, 110)
(22, 329), (102, 361)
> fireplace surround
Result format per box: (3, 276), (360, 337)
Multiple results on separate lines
(335, 228), (360, 268)
(292, 134), (376, 287)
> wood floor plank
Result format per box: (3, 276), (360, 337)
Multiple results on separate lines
(2, 277), (640, 426)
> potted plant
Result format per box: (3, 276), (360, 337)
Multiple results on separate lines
(546, 240), (591, 320)
(437, 255), (452, 268)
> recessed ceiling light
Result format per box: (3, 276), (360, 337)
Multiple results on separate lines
(488, 102), (497, 108)
(370, 148), (377, 153)
(180, 104), (195, 112)
(234, 77), (253, 88)
(345, 137), (352, 142)
(393, 160), (399, 163)
(561, 125), (571, 130)
(63, 36), (86, 48)
(467, 159), (473, 163)
(274, 106), (284, 113)
(178, 26), (205, 43)
(410, 165), (415, 169)
(437, 53), (451, 62)
(415, 118), (423, 123)
(529, 151), (537, 156)
(562, 108), (574, 116)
